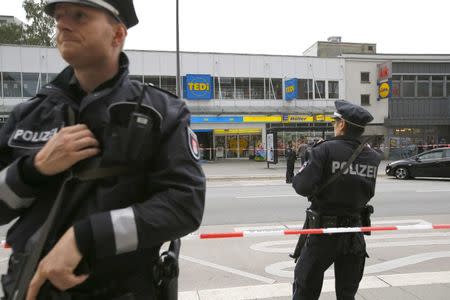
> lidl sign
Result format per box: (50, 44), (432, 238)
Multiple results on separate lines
(284, 78), (298, 100)
(378, 79), (392, 100)
(184, 74), (213, 100)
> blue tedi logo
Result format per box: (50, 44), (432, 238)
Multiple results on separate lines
(185, 74), (213, 100)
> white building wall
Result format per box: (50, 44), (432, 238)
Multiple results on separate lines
(345, 60), (388, 125)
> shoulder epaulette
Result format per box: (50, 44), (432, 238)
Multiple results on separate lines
(145, 83), (179, 99)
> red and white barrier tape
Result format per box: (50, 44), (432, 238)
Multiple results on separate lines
(2, 224), (449, 248)
(185, 224), (450, 240)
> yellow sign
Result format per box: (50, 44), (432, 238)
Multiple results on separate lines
(379, 81), (390, 99)
(243, 116), (282, 123)
(283, 115), (314, 123)
(214, 128), (262, 135)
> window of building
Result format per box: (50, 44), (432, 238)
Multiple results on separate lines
(361, 94), (370, 106)
(265, 78), (282, 100)
(250, 78), (264, 99)
(417, 75), (429, 97)
(46, 73), (58, 84)
(447, 78), (450, 97)
(392, 76), (400, 97)
(431, 75), (443, 97)
(314, 80), (325, 99)
(160, 76), (177, 94)
(235, 77), (249, 99)
(402, 75), (415, 97)
(360, 72), (370, 83)
(144, 75), (160, 87)
(3, 72), (21, 98)
(22, 73), (39, 97)
(328, 81), (339, 98)
(214, 77), (234, 99)
(129, 75), (143, 83)
(298, 79), (313, 99)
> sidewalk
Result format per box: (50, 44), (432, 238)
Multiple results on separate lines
(201, 159), (390, 181)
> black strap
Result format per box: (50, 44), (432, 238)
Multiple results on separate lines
(313, 136), (372, 198)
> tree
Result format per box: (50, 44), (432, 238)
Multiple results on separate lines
(0, 0), (55, 46)
(22, 0), (55, 46)
(0, 23), (25, 44)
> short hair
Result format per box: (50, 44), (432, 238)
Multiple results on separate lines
(343, 121), (365, 138)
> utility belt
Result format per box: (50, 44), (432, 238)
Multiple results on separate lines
(289, 205), (373, 262)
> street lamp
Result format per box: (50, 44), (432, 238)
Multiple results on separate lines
(176, 0), (181, 98)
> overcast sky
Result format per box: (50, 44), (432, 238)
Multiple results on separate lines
(3, 0), (449, 55)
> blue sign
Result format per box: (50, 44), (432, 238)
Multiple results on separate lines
(191, 116), (244, 123)
(184, 74), (213, 100)
(284, 78), (298, 100)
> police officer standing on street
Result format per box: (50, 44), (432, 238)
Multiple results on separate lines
(0, 1), (205, 299)
(285, 141), (296, 183)
(291, 100), (381, 300)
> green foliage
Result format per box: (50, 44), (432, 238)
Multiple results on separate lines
(0, 0), (55, 46)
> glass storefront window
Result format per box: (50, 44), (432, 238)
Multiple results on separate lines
(314, 80), (325, 99)
(161, 76), (176, 94)
(250, 78), (264, 99)
(3, 72), (21, 98)
(214, 77), (234, 99)
(402, 82), (415, 97)
(235, 77), (249, 99)
(144, 75), (160, 87)
(226, 135), (238, 158)
(129, 75), (143, 83)
(22, 73), (39, 97)
(328, 81), (339, 98)
(298, 79), (313, 99)
(264, 78), (282, 100)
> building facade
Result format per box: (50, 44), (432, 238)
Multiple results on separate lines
(0, 44), (348, 160)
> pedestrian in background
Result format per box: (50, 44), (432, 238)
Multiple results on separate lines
(291, 100), (381, 300)
(285, 141), (296, 183)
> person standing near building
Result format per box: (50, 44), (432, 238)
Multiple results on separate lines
(285, 141), (296, 183)
(0, 1), (205, 299)
(297, 138), (308, 165)
(291, 100), (381, 300)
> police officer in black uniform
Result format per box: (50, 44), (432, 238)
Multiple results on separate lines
(291, 100), (381, 300)
(0, 1), (205, 299)
(285, 141), (296, 183)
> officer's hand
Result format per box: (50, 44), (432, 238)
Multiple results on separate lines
(34, 124), (100, 175)
(26, 227), (89, 300)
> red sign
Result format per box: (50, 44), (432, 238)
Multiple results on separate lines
(377, 62), (392, 81)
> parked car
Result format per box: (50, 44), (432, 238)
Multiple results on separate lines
(385, 147), (450, 179)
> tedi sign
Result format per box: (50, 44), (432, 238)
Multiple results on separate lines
(184, 74), (213, 100)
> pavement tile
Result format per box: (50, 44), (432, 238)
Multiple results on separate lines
(357, 286), (421, 300)
(399, 284), (450, 300)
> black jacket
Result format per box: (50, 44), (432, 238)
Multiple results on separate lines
(292, 136), (381, 216)
(0, 53), (205, 289)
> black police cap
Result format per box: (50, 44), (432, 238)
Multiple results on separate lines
(333, 100), (373, 128)
(44, 0), (139, 29)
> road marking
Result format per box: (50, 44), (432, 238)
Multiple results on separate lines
(236, 194), (296, 199)
(179, 271), (450, 300)
(265, 250), (450, 278)
(180, 255), (275, 284)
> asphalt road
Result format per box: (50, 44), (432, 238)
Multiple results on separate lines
(202, 177), (450, 225)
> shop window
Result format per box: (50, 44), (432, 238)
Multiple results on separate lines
(3, 72), (21, 98)
(250, 78), (264, 99)
(361, 94), (370, 106)
(402, 75), (415, 81)
(264, 78), (282, 100)
(161, 76), (176, 94)
(22, 73), (39, 97)
(298, 79), (313, 99)
(328, 81), (339, 98)
(417, 76), (429, 97)
(361, 72), (370, 83)
(402, 82), (415, 97)
(144, 75), (160, 87)
(129, 75), (143, 83)
(392, 80), (400, 97)
(235, 77), (249, 99)
(431, 76), (443, 97)
(214, 77), (234, 99)
(314, 80), (325, 99)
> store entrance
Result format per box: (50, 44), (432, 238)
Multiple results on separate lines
(194, 130), (213, 160)
(214, 133), (262, 159)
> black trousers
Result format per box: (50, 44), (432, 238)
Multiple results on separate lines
(286, 161), (295, 182)
(292, 235), (366, 300)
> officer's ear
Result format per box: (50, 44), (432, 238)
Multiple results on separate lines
(111, 22), (127, 49)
